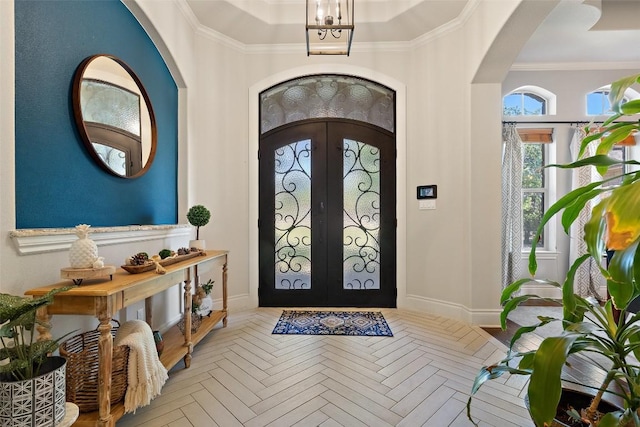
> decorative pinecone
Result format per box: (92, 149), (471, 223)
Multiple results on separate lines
(130, 252), (150, 265)
(177, 247), (190, 255)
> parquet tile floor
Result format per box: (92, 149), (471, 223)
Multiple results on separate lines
(117, 308), (535, 427)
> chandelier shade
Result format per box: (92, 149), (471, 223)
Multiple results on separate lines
(306, 0), (354, 56)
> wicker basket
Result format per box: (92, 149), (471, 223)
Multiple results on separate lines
(60, 320), (130, 413)
(177, 312), (202, 334)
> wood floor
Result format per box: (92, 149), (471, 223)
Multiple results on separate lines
(117, 307), (535, 427)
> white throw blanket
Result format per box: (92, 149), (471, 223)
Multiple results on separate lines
(114, 320), (168, 414)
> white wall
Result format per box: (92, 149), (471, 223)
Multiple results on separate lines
(2, 0), (585, 339)
(0, 0), (518, 336)
(183, 2), (529, 325)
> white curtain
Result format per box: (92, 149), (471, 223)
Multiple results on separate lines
(501, 124), (523, 289)
(569, 126), (603, 300)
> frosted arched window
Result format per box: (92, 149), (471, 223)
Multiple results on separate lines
(260, 75), (395, 134)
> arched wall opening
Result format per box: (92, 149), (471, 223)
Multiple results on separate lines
(468, 1), (560, 323)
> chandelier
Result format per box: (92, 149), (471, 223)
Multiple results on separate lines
(306, 0), (354, 56)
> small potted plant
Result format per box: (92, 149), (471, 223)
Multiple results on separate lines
(0, 285), (75, 426)
(468, 72), (640, 426)
(193, 279), (214, 317)
(186, 204), (211, 250)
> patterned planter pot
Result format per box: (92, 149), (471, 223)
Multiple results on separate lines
(0, 356), (66, 427)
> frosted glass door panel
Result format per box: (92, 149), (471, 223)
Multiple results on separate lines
(343, 139), (380, 290)
(274, 140), (312, 290)
(92, 143), (126, 176)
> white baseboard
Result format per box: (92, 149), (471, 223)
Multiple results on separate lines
(403, 294), (502, 327)
(521, 283), (562, 299)
(520, 284), (607, 301)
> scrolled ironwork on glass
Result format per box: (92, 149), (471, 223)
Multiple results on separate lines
(343, 139), (380, 290)
(274, 140), (312, 290)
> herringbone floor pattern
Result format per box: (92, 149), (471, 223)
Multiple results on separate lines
(117, 308), (533, 427)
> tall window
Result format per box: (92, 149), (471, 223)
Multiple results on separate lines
(503, 88), (554, 250)
(522, 143), (545, 247)
(503, 92), (547, 116)
(603, 145), (626, 186)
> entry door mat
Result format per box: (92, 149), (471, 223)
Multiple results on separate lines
(272, 310), (393, 336)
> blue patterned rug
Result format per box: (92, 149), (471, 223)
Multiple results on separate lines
(272, 310), (393, 336)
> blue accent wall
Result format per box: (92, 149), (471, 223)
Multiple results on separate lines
(15, 0), (178, 228)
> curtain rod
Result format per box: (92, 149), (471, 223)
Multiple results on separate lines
(503, 120), (636, 125)
(502, 120), (590, 125)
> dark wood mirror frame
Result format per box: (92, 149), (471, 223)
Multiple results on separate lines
(72, 54), (157, 178)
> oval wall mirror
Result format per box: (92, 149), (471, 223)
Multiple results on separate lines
(72, 54), (157, 178)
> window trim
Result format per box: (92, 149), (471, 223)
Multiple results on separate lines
(503, 85), (557, 117)
(519, 131), (556, 252)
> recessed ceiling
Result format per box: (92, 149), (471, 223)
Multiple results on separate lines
(185, 0), (470, 44)
(183, 0), (640, 68)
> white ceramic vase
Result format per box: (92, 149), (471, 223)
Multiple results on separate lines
(196, 296), (213, 317)
(189, 240), (206, 250)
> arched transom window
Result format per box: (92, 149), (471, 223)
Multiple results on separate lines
(260, 75), (395, 134)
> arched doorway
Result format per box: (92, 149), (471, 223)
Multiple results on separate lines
(258, 75), (396, 307)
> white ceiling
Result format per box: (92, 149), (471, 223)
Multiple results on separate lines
(514, 0), (640, 67)
(183, 0), (640, 68)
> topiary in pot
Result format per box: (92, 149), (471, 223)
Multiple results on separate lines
(186, 205), (211, 240)
(468, 72), (640, 426)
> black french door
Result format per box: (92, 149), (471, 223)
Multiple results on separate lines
(259, 119), (396, 307)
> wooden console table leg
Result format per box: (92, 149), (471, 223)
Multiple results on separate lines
(223, 255), (228, 327)
(145, 296), (153, 326)
(34, 306), (52, 342)
(183, 268), (193, 368)
(96, 298), (113, 427)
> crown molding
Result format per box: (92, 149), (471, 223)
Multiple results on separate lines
(175, 0), (200, 30)
(410, 0), (478, 48)
(197, 25), (248, 53)
(174, 0), (246, 52)
(510, 61), (640, 72)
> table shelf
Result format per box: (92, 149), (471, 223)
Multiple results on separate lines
(159, 309), (227, 370)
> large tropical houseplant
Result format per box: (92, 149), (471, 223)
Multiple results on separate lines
(0, 285), (74, 426)
(468, 72), (640, 426)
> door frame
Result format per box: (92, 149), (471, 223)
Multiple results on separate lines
(248, 65), (407, 308)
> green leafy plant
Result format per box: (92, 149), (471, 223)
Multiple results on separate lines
(468, 72), (640, 426)
(0, 286), (75, 381)
(202, 279), (214, 295)
(158, 249), (172, 259)
(186, 205), (211, 240)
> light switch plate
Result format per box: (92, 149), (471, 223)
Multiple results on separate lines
(419, 200), (436, 210)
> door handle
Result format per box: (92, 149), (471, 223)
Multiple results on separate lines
(319, 202), (325, 212)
